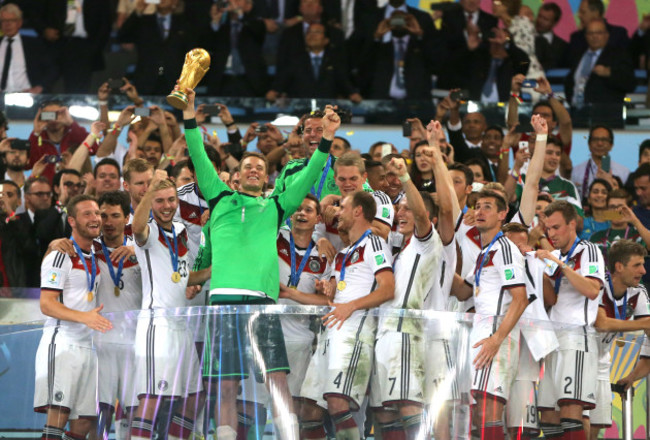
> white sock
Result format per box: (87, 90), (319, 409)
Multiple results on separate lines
(216, 425), (237, 440)
(273, 413), (299, 440)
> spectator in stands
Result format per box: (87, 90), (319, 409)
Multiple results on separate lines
(572, 125), (630, 199)
(580, 177), (611, 239)
(118, 0), (192, 95)
(116, 0), (156, 28)
(492, 0), (545, 84)
(567, 0), (629, 61)
(410, 140), (435, 192)
(92, 158), (121, 199)
(0, 4), (55, 93)
(534, 2), (568, 70)
(276, 0), (345, 81)
(465, 157), (491, 184)
(0, 179), (20, 216)
(170, 159), (193, 188)
(1, 138), (43, 194)
(438, 92), (487, 162)
(631, 13), (650, 70)
(631, 163), (650, 284)
(363, 9), (436, 100)
(368, 142), (397, 162)
(140, 133), (164, 169)
(565, 18), (635, 110)
(36, 0), (110, 93)
(267, 23), (360, 101)
(15, 177), (51, 287)
(203, 0), (268, 97)
(28, 101), (88, 184)
(438, 0), (498, 89)
(638, 140), (650, 166)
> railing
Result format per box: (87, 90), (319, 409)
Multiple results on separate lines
(0, 303), (647, 439)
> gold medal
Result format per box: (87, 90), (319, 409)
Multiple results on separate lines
(114, 286), (120, 297)
(288, 284), (297, 290)
(475, 285), (480, 296)
(87, 291), (94, 302)
(616, 339), (626, 348)
(172, 271), (181, 283)
(337, 280), (346, 291)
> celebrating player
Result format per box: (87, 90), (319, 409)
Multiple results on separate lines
(34, 195), (110, 440)
(301, 190), (395, 440)
(451, 189), (528, 440)
(181, 85), (339, 440)
(130, 171), (207, 440)
(536, 201), (605, 440)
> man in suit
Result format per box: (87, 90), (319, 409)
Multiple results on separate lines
(118, 0), (193, 95)
(36, 0), (110, 93)
(267, 23), (360, 101)
(0, 4), (55, 93)
(437, 0), (498, 89)
(203, 0), (268, 97)
(565, 19), (635, 107)
(15, 177), (52, 286)
(466, 28), (530, 102)
(275, 0), (346, 80)
(534, 2), (568, 70)
(363, 9), (437, 100)
(567, 0), (629, 62)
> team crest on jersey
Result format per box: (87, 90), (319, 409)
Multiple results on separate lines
(351, 250), (360, 263)
(567, 259), (576, 269)
(158, 380), (169, 391)
(626, 304), (635, 318)
(54, 391), (64, 402)
(46, 270), (62, 288)
(309, 259), (321, 272)
(129, 255), (138, 264)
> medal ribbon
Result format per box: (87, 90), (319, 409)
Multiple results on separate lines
(160, 225), (179, 273)
(554, 236), (580, 295)
(311, 156), (332, 199)
(71, 237), (97, 294)
(474, 231), (502, 291)
(339, 229), (371, 284)
(289, 233), (315, 287)
(100, 236), (127, 289)
(608, 274), (628, 321)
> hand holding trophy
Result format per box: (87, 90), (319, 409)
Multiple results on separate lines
(167, 48), (211, 110)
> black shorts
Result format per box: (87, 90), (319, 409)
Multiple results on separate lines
(203, 299), (289, 382)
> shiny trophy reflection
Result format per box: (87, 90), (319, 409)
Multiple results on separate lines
(167, 48), (211, 110)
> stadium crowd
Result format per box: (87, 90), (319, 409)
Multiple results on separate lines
(2, 0), (650, 440)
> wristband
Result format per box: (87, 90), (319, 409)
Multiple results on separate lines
(111, 122), (121, 136)
(398, 173), (410, 183)
(97, 100), (108, 107)
(241, 141), (248, 148)
(509, 170), (520, 180)
(91, 133), (100, 141)
(83, 141), (92, 151)
(536, 134), (548, 142)
(225, 121), (235, 127)
(545, 92), (555, 100)
(510, 93), (523, 104)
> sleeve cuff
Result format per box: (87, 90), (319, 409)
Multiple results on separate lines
(318, 138), (333, 154)
(184, 118), (198, 130)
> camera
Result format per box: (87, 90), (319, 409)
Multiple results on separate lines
(521, 80), (537, 89)
(134, 107), (151, 117)
(518, 141), (529, 154)
(44, 155), (62, 164)
(107, 78), (125, 92)
(255, 125), (268, 133)
(203, 105), (222, 115)
(40, 111), (57, 121)
(389, 16), (406, 28)
(450, 89), (468, 102)
(402, 121), (412, 137)
(9, 139), (30, 151)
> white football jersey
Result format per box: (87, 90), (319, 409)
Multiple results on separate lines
(378, 224), (442, 336)
(455, 212), (481, 278)
(174, 182), (208, 266)
(314, 191), (395, 251)
(135, 220), (191, 310)
(597, 276), (650, 378)
(40, 249), (101, 346)
(329, 232), (392, 344)
(277, 229), (330, 342)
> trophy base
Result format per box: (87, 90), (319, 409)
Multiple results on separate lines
(166, 91), (188, 110)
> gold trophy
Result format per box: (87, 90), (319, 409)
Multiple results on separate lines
(166, 48), (211, 110)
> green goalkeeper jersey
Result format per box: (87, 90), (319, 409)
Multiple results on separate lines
(185, 119), (331, 304)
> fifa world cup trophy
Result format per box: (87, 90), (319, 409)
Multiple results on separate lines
(166, 48), (211, 110)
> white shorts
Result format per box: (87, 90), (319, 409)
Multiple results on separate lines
(506, 339), (541, 433)
(34, 337), (97, 420)
(470, 330), (519, 403)
(301, 329), (374, 411)
(538, 348), (598, 410)
(97, 342), (138, 408)
(588, 379), (612, 427)
(369, 331), (426, 408)
(286, 339), (314, 398)
(425, 338), (461, 403)
(133, 318), (202, 399)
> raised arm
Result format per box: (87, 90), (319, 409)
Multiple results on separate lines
(385, 156), (430, 236)
(97, 106), (135, 157)
(132, 169), (168, 246)
(427, 120), (460, 244)
(518, 114), (548, 225)
(182, 87), (230, 201)
(68, 122), (105, 172)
